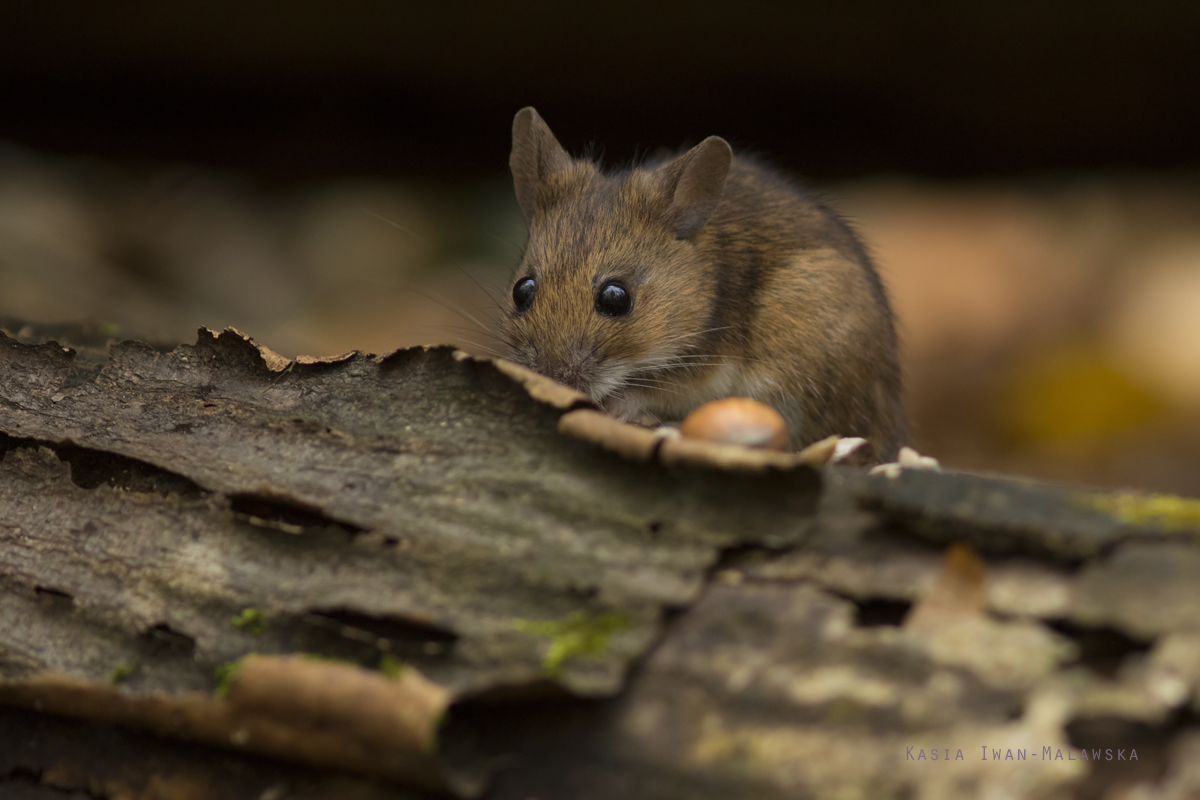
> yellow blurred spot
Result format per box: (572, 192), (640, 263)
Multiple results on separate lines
(1001, 344), (1162, 450)
(1081, 491), (1200, 530)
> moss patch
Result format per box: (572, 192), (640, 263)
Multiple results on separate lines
(213, 658), (245, 698)
(1082, 491), (1200, 531)
(513, 611), (633, 677)
(109, 661), (137, 685)
(378, 654), (408, 679)
(231, 607), (268, 636)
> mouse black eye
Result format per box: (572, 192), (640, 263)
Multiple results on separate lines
(595, 280), (633, 317)
(512, 277), (536, 312)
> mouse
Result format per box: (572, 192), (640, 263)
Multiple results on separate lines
(500, 106), (908, 460)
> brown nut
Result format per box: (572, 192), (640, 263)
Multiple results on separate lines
(679, 398), (789, 451)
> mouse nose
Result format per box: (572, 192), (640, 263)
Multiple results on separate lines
(548, 364), (588, 393)
(540, 344), (594, 394)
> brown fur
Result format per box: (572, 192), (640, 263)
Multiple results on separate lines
(502, 107), (909, 459)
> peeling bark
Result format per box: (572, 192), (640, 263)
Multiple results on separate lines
(2, 319), (1200, 799)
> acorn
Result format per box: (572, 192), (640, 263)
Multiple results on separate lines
(679, 398), (789, 451)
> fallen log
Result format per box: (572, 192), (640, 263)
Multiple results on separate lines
(1, 319), (1198, 799)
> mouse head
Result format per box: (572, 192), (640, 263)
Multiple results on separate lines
(502, 107), (732, 406)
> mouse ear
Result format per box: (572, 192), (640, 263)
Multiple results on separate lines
(656, 136), (732, 239)
(510, 107), (573, 219)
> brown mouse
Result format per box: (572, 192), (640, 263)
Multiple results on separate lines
(501, 107), (908, 459)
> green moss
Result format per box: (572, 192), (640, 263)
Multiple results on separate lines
(378, 654), (409, 679)
(231, 607), (268, 636)
(214, 658), (245, 698)
(1082, 491), (1200, 530)
(109, 661), (137, 685)
(513, 610), (633, 677)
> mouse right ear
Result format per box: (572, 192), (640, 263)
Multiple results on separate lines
(510, 107), (573, 219)
(656, 136), (732, 239)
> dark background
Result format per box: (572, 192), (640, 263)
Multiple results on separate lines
(2, 2), (1199, 493)
(3, 1), (1198, 183)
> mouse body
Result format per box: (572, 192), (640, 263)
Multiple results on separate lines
(501, 107), (908, 459)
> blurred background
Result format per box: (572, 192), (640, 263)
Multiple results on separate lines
(1, 2), (1198, 494)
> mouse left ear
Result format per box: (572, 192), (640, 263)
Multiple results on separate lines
(510, 107), (573, 219)
(656, 136), (732, 239)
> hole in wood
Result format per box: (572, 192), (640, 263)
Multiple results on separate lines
(1046, 619), (1151, 679)
(230, 493), (365, 536)
(853, 598), (912, 627)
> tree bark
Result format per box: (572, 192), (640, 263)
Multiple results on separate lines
(1, 319), (1198, 799)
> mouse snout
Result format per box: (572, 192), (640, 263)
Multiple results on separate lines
(531, 341), (598, 396)
(542, 358), (594, 395)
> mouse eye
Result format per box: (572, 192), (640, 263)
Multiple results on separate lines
(595, 280), (633, 317)
(512, 277), (536, 312)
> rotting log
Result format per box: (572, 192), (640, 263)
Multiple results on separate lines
(1, 319), (1200, 800)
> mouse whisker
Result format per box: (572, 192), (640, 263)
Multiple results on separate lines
(604, 388), (660, 425)
(438, 335), (508, 358)
(362, 205), (508, 319)
(450, 262), (510, 314)
(632, 359), (729, 373)
(619, 380), (689, 397)
(423, 325), (510, 357)
(407, 284), (502, 342)
(624, 370), (708, 385)
(653, 351), (769, 364)
(654, 326), (733, 345)
(640, 354), (774, 371)
(485, 232), (529, 262)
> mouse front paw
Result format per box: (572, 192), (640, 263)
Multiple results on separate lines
(869, 446), (942, 478)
